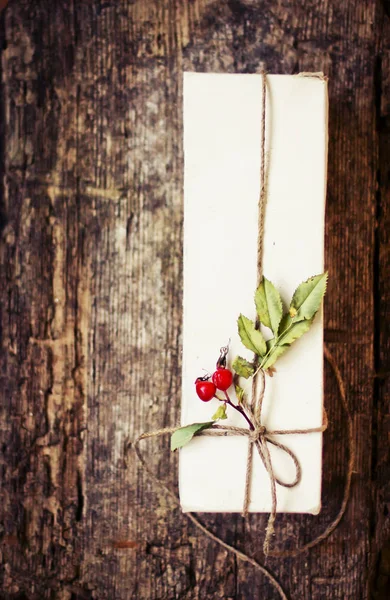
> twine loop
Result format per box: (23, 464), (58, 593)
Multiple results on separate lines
(200, 367), (328, 554)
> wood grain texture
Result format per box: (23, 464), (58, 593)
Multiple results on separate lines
(0, 1), (388, 599)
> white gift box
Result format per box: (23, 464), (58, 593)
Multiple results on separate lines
(180, 72), (328, 514)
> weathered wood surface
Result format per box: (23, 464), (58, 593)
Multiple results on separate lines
(0, 1), (388, 599)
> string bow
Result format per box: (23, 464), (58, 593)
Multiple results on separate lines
(200, 368), (327, 554)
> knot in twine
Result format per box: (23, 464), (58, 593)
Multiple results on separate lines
(200, 368), (328, 555)
(249, 425), (266, 441)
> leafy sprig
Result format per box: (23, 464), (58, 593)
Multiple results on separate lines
(171, 273), (327, 451)
(234, 273), (328, 375)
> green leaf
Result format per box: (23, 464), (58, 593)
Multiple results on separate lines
(261, 345), (288, 370)
(289, 273), (328, 322)
(237, 314), (267, 357)
(261, 315), (315, 370)
(280, 318), (313, 345)
(171, 422), (214, 451)
(278, 314), (314, 345)
(211, 404), (228, 421)
(266, 337), (277, 351)
(255, 277), (283, 334)
(235, 384), (245, 404)
(232, 355), (255, 379)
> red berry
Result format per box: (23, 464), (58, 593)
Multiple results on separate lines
(212, 367), (233, 391)
(195, 378), (216, 402)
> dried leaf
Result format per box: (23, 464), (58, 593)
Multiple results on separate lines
(232, 355), (255, 379)
(211, 404), (228, 421)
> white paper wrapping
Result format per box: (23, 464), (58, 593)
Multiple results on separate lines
(180, 72), (328, 513)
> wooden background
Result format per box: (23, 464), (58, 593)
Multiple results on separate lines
(0, 1), (389, 598)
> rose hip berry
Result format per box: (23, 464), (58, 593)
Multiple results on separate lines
(195, 377), (216, 402)
(212, 367), (233, 391)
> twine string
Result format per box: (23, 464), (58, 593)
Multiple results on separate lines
(131, 347), (353, 600)
(131, 73), (355, 599)
(257, 72), (267, 285)
(169, 367), (327, 555)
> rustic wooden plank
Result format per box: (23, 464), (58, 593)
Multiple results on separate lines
(370, 3), (390, 598)
(0, 1), (385, 599)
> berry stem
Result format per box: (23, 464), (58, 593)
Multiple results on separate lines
(224, 391), (255, 431)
